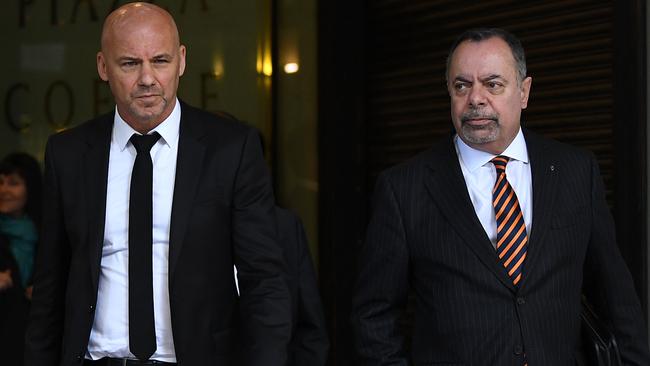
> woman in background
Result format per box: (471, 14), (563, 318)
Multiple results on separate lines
(0, 152), (42, 366)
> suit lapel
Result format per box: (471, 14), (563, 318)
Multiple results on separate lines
(85, 114), (113, 294)
(423, 139), (516, 292)
(519, 130), (559, 289)
(168, 104), (206, 280)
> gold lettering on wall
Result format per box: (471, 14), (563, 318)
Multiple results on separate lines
(44, 80), (74, 131)
(4, 70), (222, 134)
(4, 83), (31, 133)
(19, 0), (35, 27)
(70, 0), (99, 24)
(93, 79), (112, 116)
(19, 0), (211, 28)
(200, 72), (219, 111)
(51, 0), (60, 25)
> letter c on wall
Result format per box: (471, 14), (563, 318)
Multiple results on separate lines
(4, 83), (31, 133)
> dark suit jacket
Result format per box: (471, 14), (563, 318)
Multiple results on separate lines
(275, 207), (329, 366)
(25, 102), (291, 366)
(352, 130), (650, 365)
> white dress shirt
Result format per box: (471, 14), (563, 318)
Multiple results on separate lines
(454, 128), (533, 248)
(87, 100), (181, 362)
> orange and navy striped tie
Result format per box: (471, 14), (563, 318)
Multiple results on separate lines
(492, 156), (528, 286)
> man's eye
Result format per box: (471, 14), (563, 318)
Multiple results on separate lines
(153, 59), (169, 64)
(122, 61), (138, 67)
(454, 83), (468, 91)
(487, 81), (503, 89)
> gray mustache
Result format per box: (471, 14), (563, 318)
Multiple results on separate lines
(133, 87), (162, 97)
(461, 110), (498, 123)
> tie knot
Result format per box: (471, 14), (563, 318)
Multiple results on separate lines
(130, 132), (161, 154)
(492, 155), (510, 172)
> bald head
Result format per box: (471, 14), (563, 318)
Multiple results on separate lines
(101, 2), (180, 52)
(97, 2), (186, 133)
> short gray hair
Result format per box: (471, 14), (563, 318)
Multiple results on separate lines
(446, 28), (527, 83)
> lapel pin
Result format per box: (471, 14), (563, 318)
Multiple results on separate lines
(550, 165), (555, 172)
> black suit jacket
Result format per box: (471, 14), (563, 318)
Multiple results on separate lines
(25, 102), (291, 366)
(352, 130), (650, 365)
(275, 207), (329, 366)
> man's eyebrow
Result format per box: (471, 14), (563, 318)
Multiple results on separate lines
(479, 74), (505, 82)
(453, 75), (472, 83)
(118, 56), (141, 62)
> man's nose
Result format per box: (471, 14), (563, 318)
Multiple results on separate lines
(138, 62), (156, 87)
(468, 85), (487, 107)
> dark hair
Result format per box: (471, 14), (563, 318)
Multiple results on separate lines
(0, 153), (43, 227)
(446, 28), (527, 83)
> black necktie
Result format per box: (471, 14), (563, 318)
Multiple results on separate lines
(128, 132), (160, 360)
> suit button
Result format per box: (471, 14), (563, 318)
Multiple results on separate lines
(516, 297), (525, 305)
(89, 304), (95, 313)
(514, 344), (523, 355)
(76, 354), (83, 363)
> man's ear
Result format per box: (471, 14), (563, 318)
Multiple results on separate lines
(97, 52), (109, 81)
(520, 76), (532, 109)
(178, 45), (186, 77)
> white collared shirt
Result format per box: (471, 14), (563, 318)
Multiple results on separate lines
(87, 100), (180, 362)
(454, 128), (533, 248)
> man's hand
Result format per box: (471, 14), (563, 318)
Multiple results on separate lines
(0, 269), (13, 291)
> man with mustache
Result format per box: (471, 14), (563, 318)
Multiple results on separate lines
(353, 28), (650, 365)
(25, 3), (290, 366)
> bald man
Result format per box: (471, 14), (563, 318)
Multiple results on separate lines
(25, 3), (291, 366)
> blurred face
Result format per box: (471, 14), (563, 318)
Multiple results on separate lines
(0, 173), (27, 217)
(447, 37), (532, 154)
(96, 4), (186, 133)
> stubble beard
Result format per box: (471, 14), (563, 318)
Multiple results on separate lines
(128, 90), (168, 126)
(459, 109), (500, 145)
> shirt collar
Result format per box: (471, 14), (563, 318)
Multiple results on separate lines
(454, 127), (529, 172)
(112, 98), (181, 151)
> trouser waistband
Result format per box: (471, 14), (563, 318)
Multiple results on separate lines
(83, 357), (177, 366)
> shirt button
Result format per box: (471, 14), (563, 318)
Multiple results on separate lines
(517, 297), (526, 305)
(514, 344), (523, 355)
